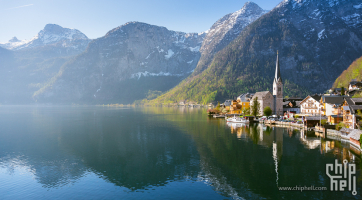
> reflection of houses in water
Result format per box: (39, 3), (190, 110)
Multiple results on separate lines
(227, 123), (283, 160)
(320, 140), (358, 162)
(320, 140), (335, 153)
(227, 122), (249, 140)
(227, 123), (284, 186)
(299, 129), (321, 150)
(257, 124), (283, 161)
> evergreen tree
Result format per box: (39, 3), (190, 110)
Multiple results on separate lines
(251, 97), (260, 117)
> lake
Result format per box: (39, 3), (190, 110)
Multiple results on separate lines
(0, 106), (361, 199)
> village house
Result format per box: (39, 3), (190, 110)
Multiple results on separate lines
(300, 95), (322, 115)
(319, 96), (343, 124)
(328, 115), (343, 125)
(328, 88), (342, 95)
(320, 96), (343, 116)
(229, 100), (242, 114)
(342, 97), (362, 129)
(283, 97), (302, 114)
(348, 79), (362, 91)
(224, 100), (232, 107)
(341, 105), (353, 128)
(237, 93), (254, 110)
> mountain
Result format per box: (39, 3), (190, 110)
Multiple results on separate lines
(194, 2), (268, 75)
(0, 24), (91, 104)
(33, 22), (205, 104)
(152, 0), (362, 104)
(333, 56), (362, 88)
(1, 24), (90, 52)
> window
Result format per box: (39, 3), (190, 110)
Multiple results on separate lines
(278, 87), (281, 92)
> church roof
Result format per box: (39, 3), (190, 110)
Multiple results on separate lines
(252, 91), (272, 100)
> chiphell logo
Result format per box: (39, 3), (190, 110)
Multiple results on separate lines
(326, 159), (357, 195)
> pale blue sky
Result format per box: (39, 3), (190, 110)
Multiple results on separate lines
(0, 0), (282, 43)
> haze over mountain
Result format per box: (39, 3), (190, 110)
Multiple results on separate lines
(152, 0), (362, 104)
(0, 24), (91, 104)
(33, 22), (204, 104)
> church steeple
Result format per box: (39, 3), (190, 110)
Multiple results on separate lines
(274, 51), (282, 83)
(273, 51), (283, 97)
(273, 51), (283, 115)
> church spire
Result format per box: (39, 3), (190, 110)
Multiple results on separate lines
(274, 51), (282, 83)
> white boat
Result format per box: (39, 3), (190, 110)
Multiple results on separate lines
(226, 115), (249, 123)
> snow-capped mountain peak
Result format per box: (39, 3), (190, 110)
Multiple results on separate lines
(193, 1), (268, 75)
(0, 24), (90, 50)
(9, 37), (20, 43)
(201, 2), (268, 53)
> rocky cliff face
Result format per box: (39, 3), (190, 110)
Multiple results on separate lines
(194, 2), (268, 74)
(268, 0), (362, 91)
(34, 22), (205, 104)
(152, 0), (362, 104)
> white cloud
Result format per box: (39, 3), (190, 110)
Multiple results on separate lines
(6, 4), (34, 10)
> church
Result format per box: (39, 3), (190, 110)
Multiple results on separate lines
(250, 52), (283, 116)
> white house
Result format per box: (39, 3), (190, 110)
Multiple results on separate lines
(300, 95), (322, 115)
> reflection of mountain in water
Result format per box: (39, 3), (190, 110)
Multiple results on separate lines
(0, 107), (88, 188)
(58, 108), (201, 190)
(0, 107), (201, 190)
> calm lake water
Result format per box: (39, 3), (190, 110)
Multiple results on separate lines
(0, 106), (361, 199)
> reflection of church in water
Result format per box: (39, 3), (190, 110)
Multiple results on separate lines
(228, 123), (359, 186)
(228, 123), (284, 184)
(227, 123), (324, 185)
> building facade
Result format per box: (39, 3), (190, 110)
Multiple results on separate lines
(250, 91), (274, 116)
(300, 95), (322, 115)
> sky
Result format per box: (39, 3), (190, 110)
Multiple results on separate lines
(0, 0), (282, 43)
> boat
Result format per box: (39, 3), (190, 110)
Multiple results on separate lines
(226, 115), (249, 123)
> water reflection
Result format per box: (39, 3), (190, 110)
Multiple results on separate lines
(1, 106), (362, 199)
(0, 106), (200, 192)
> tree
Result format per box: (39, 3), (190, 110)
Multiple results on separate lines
(263, 106), (272, 117)
(215, 101), (221, 111)
(251, 97), (260, 117)
(341, 87), (345, 96)
(336, 122), (347, 130)
(242, 107), (250, 116)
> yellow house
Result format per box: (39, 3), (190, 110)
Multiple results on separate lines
(237, 93), (254, 110)
(230, 100), (242, 114)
